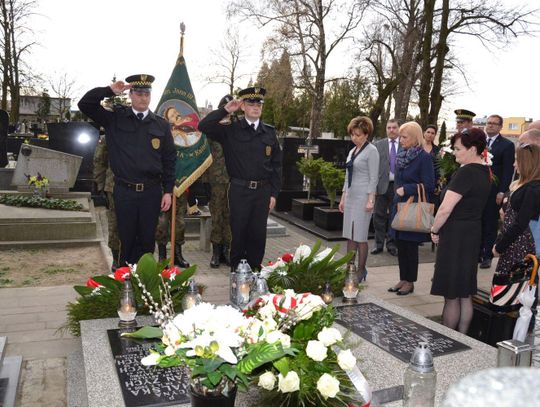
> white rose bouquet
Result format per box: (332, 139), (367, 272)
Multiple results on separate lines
(244, 290), (366, 407)
(260, 241), (354, 296)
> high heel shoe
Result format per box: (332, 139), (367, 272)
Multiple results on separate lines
(396, 283), (414, 296)
(359, 268), (368, 282)
(388, 281), (405, 292)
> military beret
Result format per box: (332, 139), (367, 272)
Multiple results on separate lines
(238, 86), (266, 102)
(218, 94), (234, 109)
(454, 109), (476, 121)
(125, 74), (155, 91)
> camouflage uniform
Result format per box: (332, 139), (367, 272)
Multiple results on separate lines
(155, 191), (188, 246)
(93, 135), (119, 252)
(206, 140), (231, 245)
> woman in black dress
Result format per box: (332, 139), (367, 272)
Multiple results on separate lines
(430, 128), (492, 333)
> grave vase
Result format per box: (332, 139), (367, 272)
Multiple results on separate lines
(189, 380), (237, 407)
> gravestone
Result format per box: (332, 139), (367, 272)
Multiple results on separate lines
(47, 122), (99, 192)
(336, 303), (470, 363)
(0, 110), (8, 168)
(12, 144), (82, 192)
(107, 329), (190, 407)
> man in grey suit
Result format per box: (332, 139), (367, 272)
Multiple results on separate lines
(372, 119), (400, 256)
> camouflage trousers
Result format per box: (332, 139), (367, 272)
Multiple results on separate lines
(106, 191), (120, 251)
(209, 183), (231, 245)
(155, 192), (187, 245)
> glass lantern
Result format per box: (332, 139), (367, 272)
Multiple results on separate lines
(234, 259), (253, 308)
(182, 278), (201, 310)
(342, 263), (359, 303)
(250, 272), (269, 301)
(118, 275), (137, 329)
(321, 282), (334, 304)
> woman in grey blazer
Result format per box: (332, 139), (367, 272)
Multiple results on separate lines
(339, 116), (380, 281)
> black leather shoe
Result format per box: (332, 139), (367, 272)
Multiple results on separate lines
(371, 247), (383, 255)
(397, 284), (414, 296)
(387, 247), (398, 256)
(157, 244), (167, 263)
(480, 258), (492, 269)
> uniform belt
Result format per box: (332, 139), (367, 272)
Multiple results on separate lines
(230, 177), (270, 190)
(115, 177), (160, 192)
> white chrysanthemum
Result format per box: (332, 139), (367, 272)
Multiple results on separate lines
(317, 373), (340, 399)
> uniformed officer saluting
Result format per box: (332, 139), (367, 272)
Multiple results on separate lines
(78, 75), (176, 266)
(199, 87), (282, 271)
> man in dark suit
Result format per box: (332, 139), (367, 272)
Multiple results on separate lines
(480, 114), (515, 269)
(372, 119), (400, 256)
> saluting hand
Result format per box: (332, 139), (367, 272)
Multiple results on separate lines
(110, 81), (131, 95)
(224, 99), (243, 113)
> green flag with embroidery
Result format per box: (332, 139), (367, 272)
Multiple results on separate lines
(155, 33), (212, 197)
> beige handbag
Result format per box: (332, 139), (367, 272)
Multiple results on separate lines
(391, 184), (434, 233)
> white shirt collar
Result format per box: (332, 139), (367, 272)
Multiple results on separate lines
(246, 118), (260, 129)
(132, 108), (149, 119)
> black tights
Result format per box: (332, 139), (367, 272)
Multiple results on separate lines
(442, 296), (473, 334)
(347, 240), (368, 272)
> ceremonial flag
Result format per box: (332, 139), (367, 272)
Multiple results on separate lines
(155, 26), (212, 197)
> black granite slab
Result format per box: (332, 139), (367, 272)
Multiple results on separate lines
(336, 303), (470, 363)
(0, 377), (7, 407)
(107, 329), (190, 407)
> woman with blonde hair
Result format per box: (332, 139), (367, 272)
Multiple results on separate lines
(388, 121), (434, 295)
(339, 116), (379, 281)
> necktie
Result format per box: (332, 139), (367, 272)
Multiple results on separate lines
(389, 139), (396, 174)
(137, 113), (144, 121)
(250, 123), (256, 131)
(488, 137), (493, 148)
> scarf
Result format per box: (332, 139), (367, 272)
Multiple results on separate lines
(345, 142), (370, 188)
(396, 146), (423, 169)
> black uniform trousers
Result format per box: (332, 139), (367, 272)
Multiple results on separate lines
(114, 182), (161, 265)
(373, 181), (397, 250)
(228, 182), (271, 271)
(480, 188), (499, 261)
(396, 240), (419, 282)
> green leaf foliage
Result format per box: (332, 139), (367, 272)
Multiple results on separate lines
(319, 162), (345, 209)
(296, 157), (325, 200)
(61, 254), (196, 337)
(0, 194), (84, 211)
(267, 241), (354, 295)
(121, 326), (163, 339)
(237, 342), (297, 374)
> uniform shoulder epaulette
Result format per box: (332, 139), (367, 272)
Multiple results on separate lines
(263, 123), (275, 129)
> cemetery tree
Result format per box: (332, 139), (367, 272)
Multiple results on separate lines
(417, 0), (535, 127)
(49, 72), (78, 121)
(0, 0), (38, 122)
(228, 0), (370, 138)
(36, 89), (50, 123)
(205, 26), (251, 95)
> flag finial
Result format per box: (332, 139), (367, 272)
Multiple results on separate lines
(179, 22), (185, 57)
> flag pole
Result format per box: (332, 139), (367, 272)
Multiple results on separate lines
(170, 193), (176, 267)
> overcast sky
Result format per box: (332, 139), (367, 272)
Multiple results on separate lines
(28, 0), (539, 124)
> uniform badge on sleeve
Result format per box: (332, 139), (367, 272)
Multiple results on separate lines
(151, 138), (160, 149)
(265, 145), (272, 156)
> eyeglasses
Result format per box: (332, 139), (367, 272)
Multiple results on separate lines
(520, 143), (532, 151)
(486, 122), (502, 126)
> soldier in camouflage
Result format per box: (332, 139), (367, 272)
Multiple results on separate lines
(155, 191), (190, 268)
(93, 133), (120, 271)
(206, 135), (232, 268)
